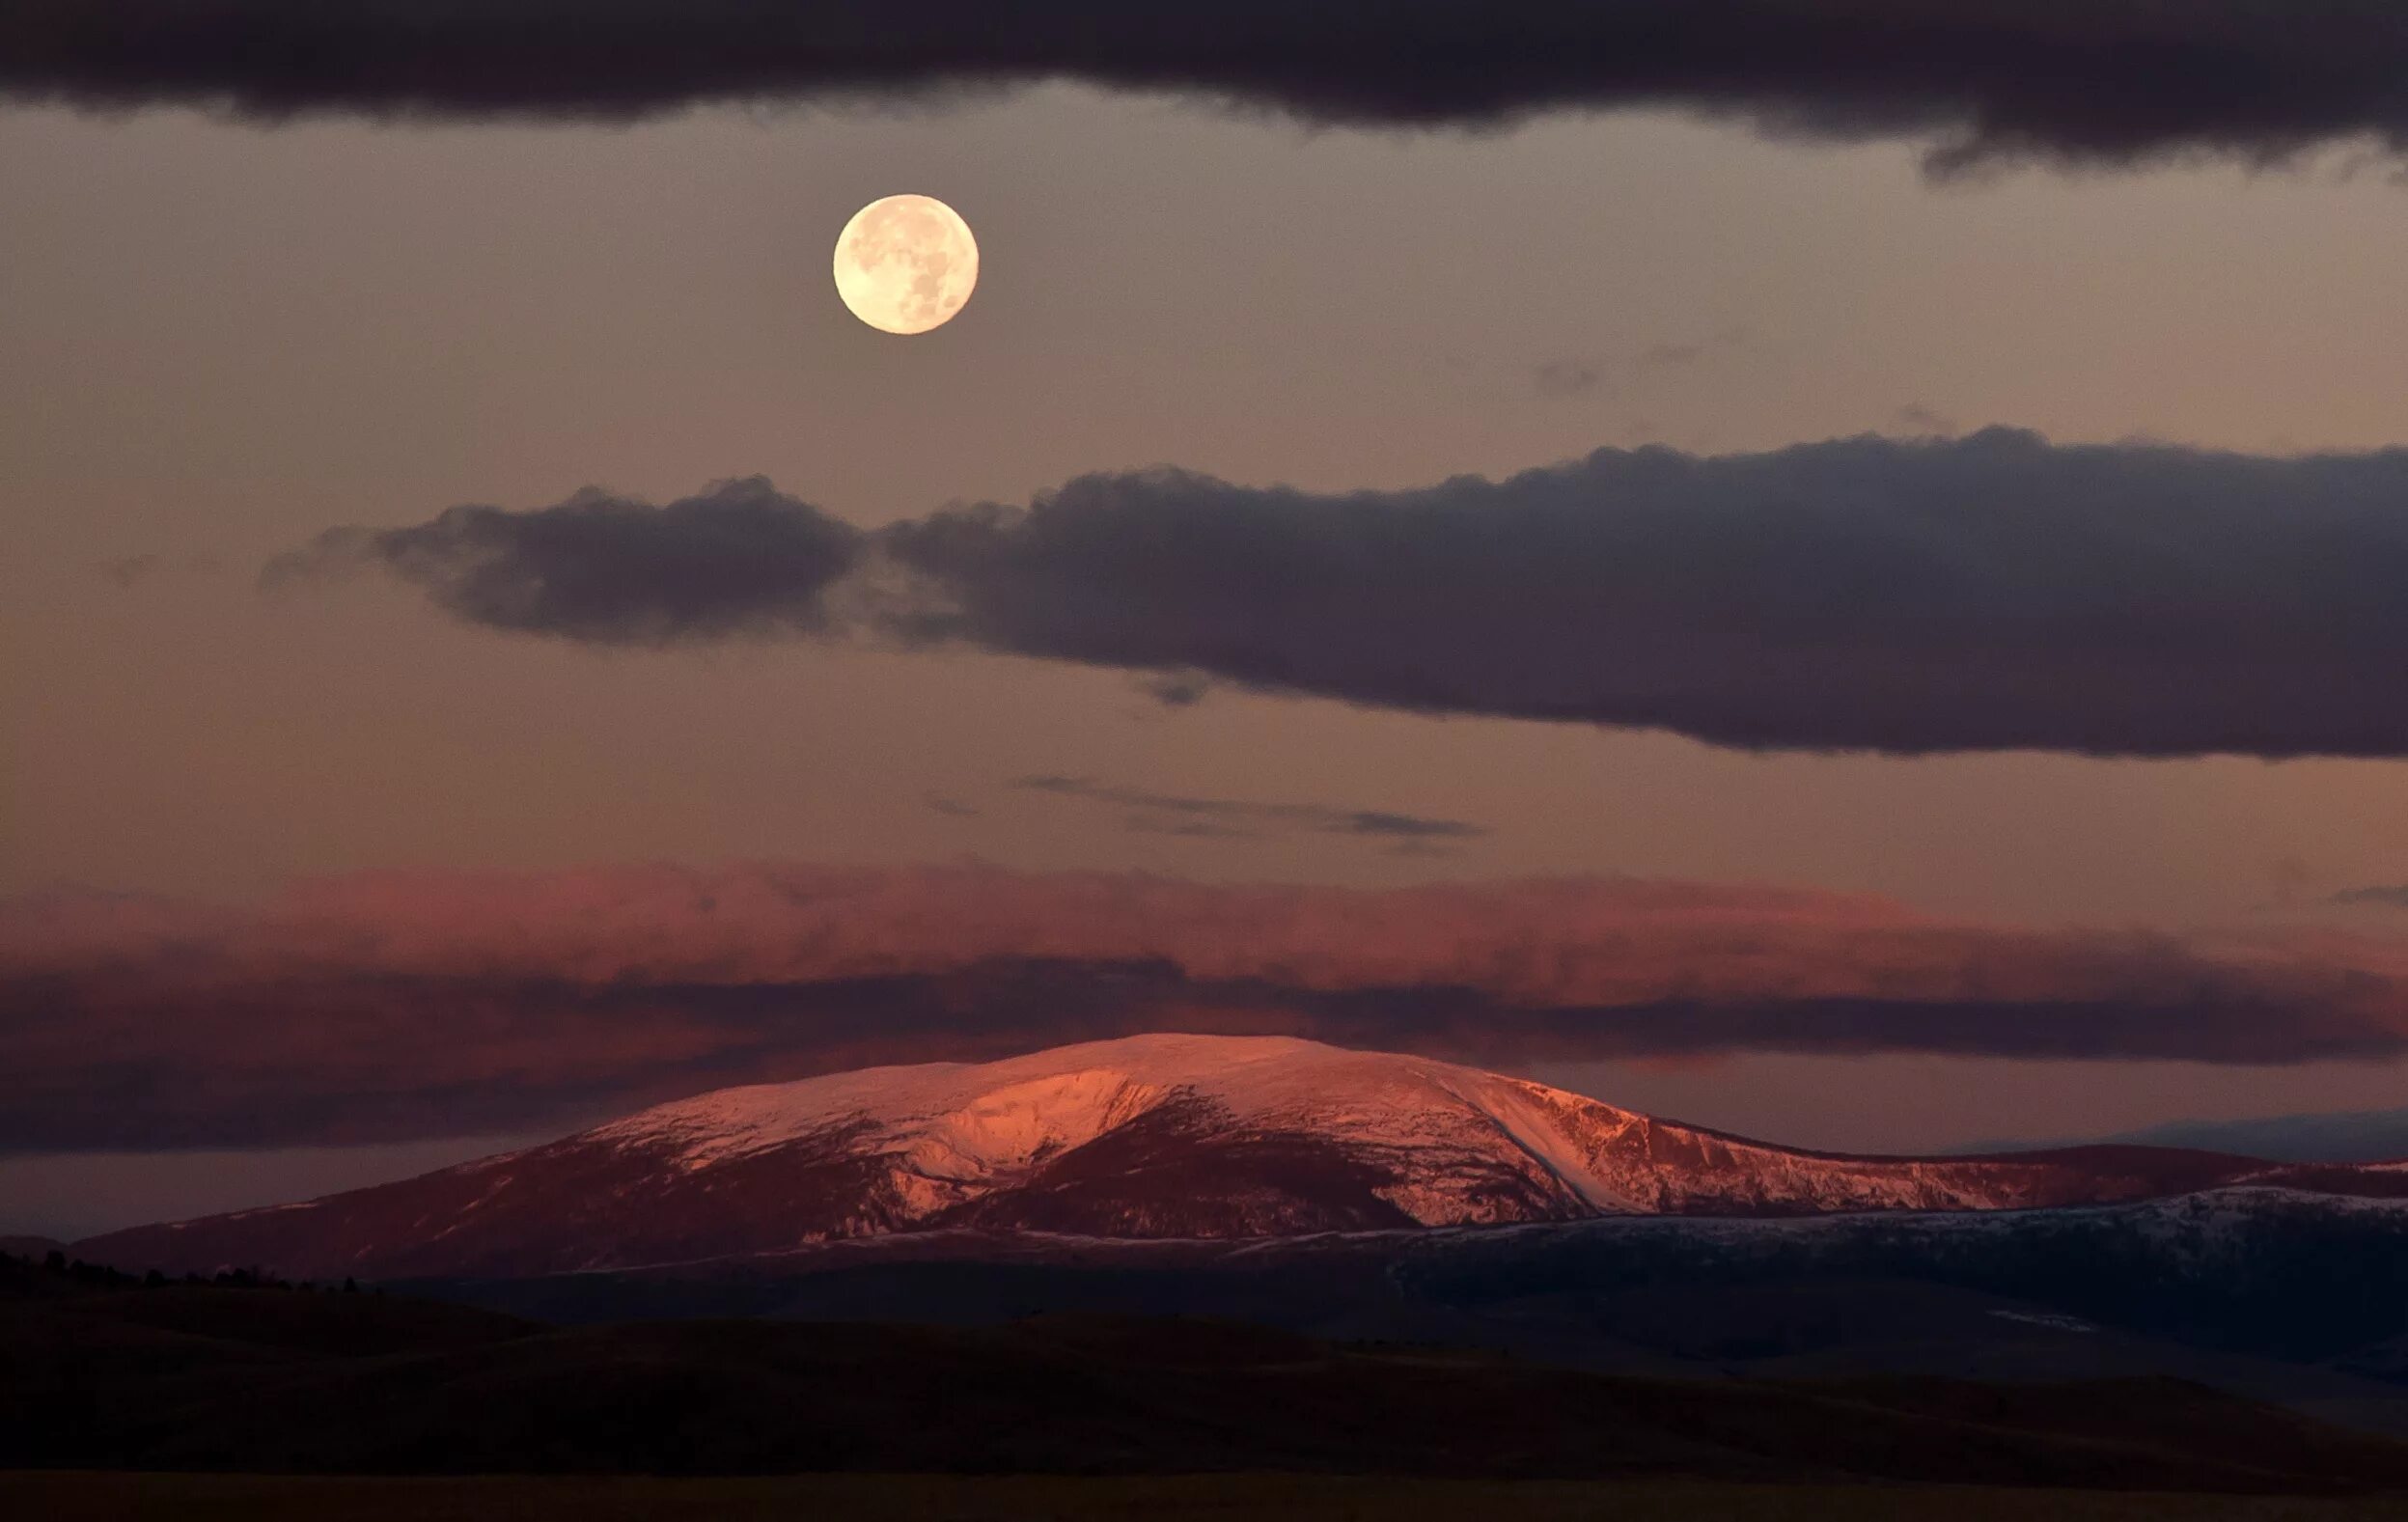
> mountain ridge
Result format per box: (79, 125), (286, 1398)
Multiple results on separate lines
(2106, 1106), (2408, 1165)
(73, 1034), (2408, 1282)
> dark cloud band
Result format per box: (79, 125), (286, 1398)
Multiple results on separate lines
(8, 866), (2406, 1149)
(287, 430), (2408, 760)
(268, 478), (860, 645)
(10, 3), (2408, 172)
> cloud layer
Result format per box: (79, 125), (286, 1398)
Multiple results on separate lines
(290, 430), (2408, 760)
(9, 864), (2408, 1150)
(10, 3), (2408, 172)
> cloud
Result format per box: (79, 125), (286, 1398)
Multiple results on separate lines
(1012, 775), (1489, 844)
(1526, 333), (1740, 400)
(2334, 886), (2408, 909)
(1125, 817), (1256, 842)
(1635, 342), (1711, 371)
(285, 430), (2408, 759)
(880, 430), (2408, 759)
(1137, 672), (1212, 708)
(1532, 361), (1604, 399)
(7, 864), (2408, 1150)
(11, 4), (2408, 174)
(266, 477), (860, 646)
(96, 554), (159, 589)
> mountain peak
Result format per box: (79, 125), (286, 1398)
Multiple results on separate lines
(585, 1033), (1639, 1182)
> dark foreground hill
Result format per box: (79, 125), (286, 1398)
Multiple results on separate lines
(399, 1188), (2408, 1441)
(12, 1472), (2408, 1522)
(7, 1253), (2408, 1494)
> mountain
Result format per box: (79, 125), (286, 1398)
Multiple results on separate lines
(2108, 1106), (2408, 1165)
(0, 1236), (65, 1261)
(74, 1034), (2408, 1282)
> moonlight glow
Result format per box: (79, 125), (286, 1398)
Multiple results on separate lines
(833, 194), (979, 335)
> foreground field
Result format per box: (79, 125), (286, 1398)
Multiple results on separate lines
(13, 1472), (2408, 1522)
(14, 1256), (2408, 1504)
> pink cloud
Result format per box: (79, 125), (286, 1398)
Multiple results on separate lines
(7, 864), (2404, 1150)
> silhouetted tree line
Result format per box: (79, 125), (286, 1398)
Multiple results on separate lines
(8, 1247), (370, 1295)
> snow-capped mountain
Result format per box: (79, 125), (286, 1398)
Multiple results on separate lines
(73, 1034), (2408, 1281)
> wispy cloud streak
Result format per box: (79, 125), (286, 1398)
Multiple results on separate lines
(1012, 775), (1488, 844)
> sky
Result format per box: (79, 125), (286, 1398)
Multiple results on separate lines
(8, 3), (2408, 1237)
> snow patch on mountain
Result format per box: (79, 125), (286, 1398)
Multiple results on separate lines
(583, 1034), (1656, 1224)
(1455, 1078), (1640, 1211)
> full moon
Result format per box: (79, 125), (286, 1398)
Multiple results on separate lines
(833, 194), (979, 335)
